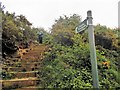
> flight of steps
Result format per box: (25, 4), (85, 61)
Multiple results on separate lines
(1, 44), (46, 89)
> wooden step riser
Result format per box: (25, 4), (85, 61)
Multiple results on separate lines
(22, 59), (43, 62)
(3, 58), (43, 65)
(2, 72), (38, 80)
(2, 79), (40, 89)
(3, 72), (38, 79)
(3, 57), (41, 63)
(2, 67), (39, 72)
(14, 72), (38, 79)
(3, 60), (42, 64)
(2, 59), (21, 64)
(16, 87), (39, 90)
(2, 63), (41, 68)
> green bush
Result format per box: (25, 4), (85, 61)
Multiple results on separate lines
(39, 16), (120, 89)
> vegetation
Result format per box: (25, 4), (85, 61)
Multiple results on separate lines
(1, 7), (45, 57)
(1, 3), (120, 89)
(39, 15), (120, 89)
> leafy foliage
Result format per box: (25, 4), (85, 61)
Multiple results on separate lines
(1, 4), (120, 89)
(39, 15), (120, 89)
(2, 10), (45, 56)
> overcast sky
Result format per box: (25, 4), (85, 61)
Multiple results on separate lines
(1, 0), (119, 30)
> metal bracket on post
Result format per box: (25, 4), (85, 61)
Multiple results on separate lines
(87, 10), (99, 89)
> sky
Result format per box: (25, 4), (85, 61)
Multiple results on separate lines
(1, 0), (120, 30)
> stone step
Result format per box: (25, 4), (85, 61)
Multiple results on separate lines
(1, 77), (40, 89)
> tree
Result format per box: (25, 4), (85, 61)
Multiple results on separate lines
(2, 9), (38, 57)
(51, 14), (81, 46)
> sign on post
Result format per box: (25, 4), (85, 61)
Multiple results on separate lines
(75, 10), (99, 88)
(75, 18), (88, 33)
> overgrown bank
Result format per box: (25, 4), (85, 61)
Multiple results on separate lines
(39, 15), (120, 89)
